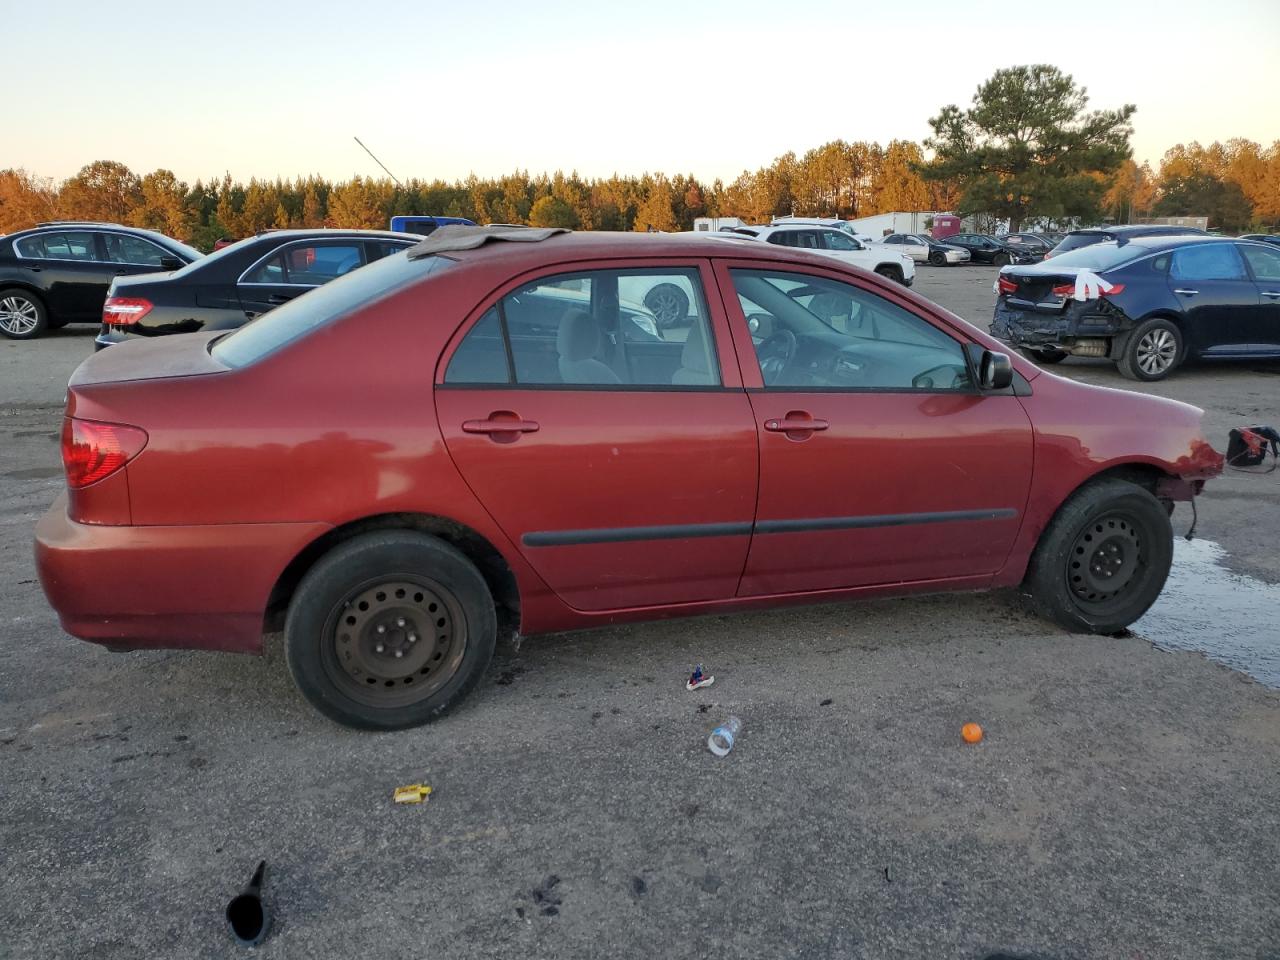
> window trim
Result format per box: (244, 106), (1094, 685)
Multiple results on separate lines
(435, 258), (742, 393)
(12, 229), (103, 264)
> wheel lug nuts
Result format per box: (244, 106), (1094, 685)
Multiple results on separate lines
(408, 633), (417, 643)
(375, 643), (385, 653)
(396, 617), (406, 627)
(376, 625), (386, 634)
(394, 650), (404, 659)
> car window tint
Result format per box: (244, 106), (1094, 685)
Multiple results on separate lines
(15, 231), (99, 261)
(823, 231), (858, 251)
(883, 235), (901, 244)
(486, 268), (718, 388)
(369, 241), (411, 262)
(444, 307), (510, 383)
(245, 243), (365, 285)
(1240, 244), (1280, 282)
(102, 234), (171, 266)
(1171, 244), (1247, 282)
(729, 269), (971, 391)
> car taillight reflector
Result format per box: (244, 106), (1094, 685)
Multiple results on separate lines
(996, 276), (1018, 295)
(61, 417), (148, 489)
(1051, 282), (1125, 297)
(102, 297), (153, 325)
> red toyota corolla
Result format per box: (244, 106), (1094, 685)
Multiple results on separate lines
(35, 227), (1224, 730)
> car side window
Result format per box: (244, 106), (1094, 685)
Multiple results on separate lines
(883, 235), (902, 244)
(245, 243), (365, 285)
(14, 231), (99, 261)
(1171, 245), (1248, 282)
(728, 269), (972, 391)
(444, 268), (720, 389)
(1240, 244), (1280, 282)
(102, 234), (171, 266)
(823, 231), (858, 251)
(369, 240), (411, 262)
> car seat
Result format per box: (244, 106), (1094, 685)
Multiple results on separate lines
(557, 308), (620, 384)
(671, 321), (715, 385)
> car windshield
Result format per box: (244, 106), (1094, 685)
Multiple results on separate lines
(212, 251), (452, 367)
(1039, 241), (1145, 271)
(161, 236), (204, 262)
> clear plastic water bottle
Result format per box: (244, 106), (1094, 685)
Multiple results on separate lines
(707, 716), (742, 757)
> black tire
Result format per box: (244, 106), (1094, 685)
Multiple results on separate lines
(643, 283), (689, 329)
(285, 531), (497, 730)
(0, 288), (48, 340)
(1023, 478), (1173, 634)
(928, 251), (946, 266)
(1117, 317), (1182, 381)
(1022, 347), (1068, 365)
(874, 265), (904, 285)
(993, 252), (1011, 267)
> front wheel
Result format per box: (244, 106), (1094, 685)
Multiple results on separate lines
(0, 289), (47, 340)
(1118, 318), (1182, 381)
(874, 265), (904, 285)
(285, 531), (497, 730)
(929, 251), (946, 266)
(993, 252), (1011, 267)
(1023, 478), (1173, 634)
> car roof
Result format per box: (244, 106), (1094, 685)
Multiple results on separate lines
(252, 228), (419, 241)
(1072, 224), (1206, 237)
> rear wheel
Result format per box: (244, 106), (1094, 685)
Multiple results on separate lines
(1118, 318), (1182, 381)
(0, 289), (47, 340)
(285, 531), (497, 730)
(1024, 479), (1173, 634)
(1023, 347), (1067, 364)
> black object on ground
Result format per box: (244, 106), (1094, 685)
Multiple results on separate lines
(226, 861), (270, 947)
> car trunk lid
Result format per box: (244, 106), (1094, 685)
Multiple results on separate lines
(70, 330), (229, 388)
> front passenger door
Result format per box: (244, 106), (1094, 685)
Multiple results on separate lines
(717, 262), (1033, 595)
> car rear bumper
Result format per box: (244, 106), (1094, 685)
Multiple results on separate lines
(990, 299), (1130, 352)
(34, 494), (331, 654)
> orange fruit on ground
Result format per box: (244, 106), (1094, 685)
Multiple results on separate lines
(961, 723), (983, 744)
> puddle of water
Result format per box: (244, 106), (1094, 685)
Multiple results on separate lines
(1134, 538), (1280, 688)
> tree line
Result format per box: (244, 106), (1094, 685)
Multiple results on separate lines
(2, 66), (1277, 250)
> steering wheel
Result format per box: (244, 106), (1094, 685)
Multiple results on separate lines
(757, 329), (797, 385)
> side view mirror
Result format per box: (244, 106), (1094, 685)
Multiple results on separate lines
(159, 256), (183, 270)
(979, 349), (1013, 390)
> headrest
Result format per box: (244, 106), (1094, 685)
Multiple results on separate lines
(680, 320), (710, 374)
(556, 308), (600, 362)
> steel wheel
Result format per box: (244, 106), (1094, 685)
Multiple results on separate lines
(320, 576), (468, 709)
(1066, 512), (1146, 613)
(0, 294), (40, 336)
(1135, 328), (1177, 377)
(643, 283), (689, 328)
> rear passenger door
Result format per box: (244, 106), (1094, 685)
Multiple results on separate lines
(13, 230), (109, 320)
(435, 260), (759, 612)
(1168, 244), (1258, 354)
(237, 239), (367, 319)
(1238, 243), (1280, 348)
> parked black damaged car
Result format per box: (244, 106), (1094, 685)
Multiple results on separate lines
(991, 235), (1280, 381)
(96, 229), (418, 349)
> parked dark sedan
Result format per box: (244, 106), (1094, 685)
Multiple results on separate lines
(1043, 224), (1207, 260)
(991, 235), (1280, 380)
(1003, 233), (1057, 259)
(943, 233), (1039, 266)
(96, 229), (418, 349)
(0, 222), (202, 340)
(1240, 234), (1280, 248)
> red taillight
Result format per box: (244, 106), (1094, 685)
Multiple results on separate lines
(102, 297), (153, 326)
(996, 276), (1018, 295)
(61, 417), (148, 489)
(1051, 282), (1125, 298)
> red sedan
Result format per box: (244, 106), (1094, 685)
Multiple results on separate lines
(35, 228), (1224, 730)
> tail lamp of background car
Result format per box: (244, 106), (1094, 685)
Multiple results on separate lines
(61, 417), (148, 488)
(1049, 282), (1126, 299)
(102, 297), (154, 326)
(997, 276), (1018, 295)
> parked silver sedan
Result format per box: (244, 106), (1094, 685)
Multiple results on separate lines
(878, 233), (971, 266)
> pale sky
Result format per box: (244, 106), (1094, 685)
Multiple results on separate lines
(10, 0), (1280, 186)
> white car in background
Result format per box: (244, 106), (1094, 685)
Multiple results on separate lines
(746, 224), (916, 286)
(877, 233), (971, 266)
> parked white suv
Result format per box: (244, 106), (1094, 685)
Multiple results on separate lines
(748, 225), (915, 286)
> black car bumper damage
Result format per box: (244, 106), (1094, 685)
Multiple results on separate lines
(990, 297), (1133, 357)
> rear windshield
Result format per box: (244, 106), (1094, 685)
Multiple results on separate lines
(1053, 232), (1110, 254)
(212, 251), (452, 368)
(1039, 242), (1144, 272)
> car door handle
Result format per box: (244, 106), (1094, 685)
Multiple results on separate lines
(462, 412), (540, 441)
(1173, 288), (1200, 296)
(267, 293), (295, 305)
(1262, 291), (1280, 299)
(764, 412), (829, 436)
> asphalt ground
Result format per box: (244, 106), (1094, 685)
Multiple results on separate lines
(1, 265), (1277, 959)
